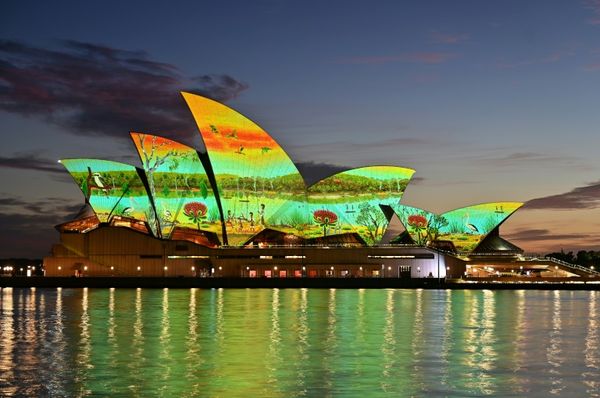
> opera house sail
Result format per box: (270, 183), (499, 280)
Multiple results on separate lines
(130, 132), (223, 245)
(306, 166), (414, 245)
(389, 202), (523, 252)
(182, 93), (306, 246)
(43, 91), (562, 280)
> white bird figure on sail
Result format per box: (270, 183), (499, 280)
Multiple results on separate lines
(92, 172), (108, 194)
(464, 212), (479, 234)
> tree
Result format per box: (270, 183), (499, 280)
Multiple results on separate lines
(426, 214), (449, 242)
(355, 203), (387, 244)
(406, 214), (428, 246)
(135, 134), (178, 237)
(313, 209), (338, 237)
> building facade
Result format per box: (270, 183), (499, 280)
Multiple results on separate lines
(45, 92), (591, 279)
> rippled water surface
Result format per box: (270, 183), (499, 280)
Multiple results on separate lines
(0, 288), (599, 397)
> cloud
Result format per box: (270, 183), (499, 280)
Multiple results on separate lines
(0, 212), (62, 257)
(583, 62), (600, 71)
(336, 52), (456, 65)
(0, 194), (81, 215)
(0, 40), (249, 140)
(484, 151), (575, 166)
(524, 181), (600, 210)
(495, 47), (576, 69)
(467, 151), (587, 171)
(0, 151), (64, 173)
(504, 228), (593, 242)
(430, 32), (469, 44)
(584, 0), (600, 25)
(292, 136), (428, 154)
(0, 194), (83, 257)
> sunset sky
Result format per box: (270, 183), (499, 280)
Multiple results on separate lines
(2, 0), (600, 258)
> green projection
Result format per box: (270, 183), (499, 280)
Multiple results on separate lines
(183, 92), (306, 245)
(59, 94), (524, 248)
(60, 159), (157, 235)
(391, 202), (523, 252)
(131, 133), (222, 242)
(306, 166), (415, 245)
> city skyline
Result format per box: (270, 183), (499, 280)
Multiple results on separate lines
(2, 0), (600, 257)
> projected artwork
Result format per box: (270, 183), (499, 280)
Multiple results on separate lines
(391, 202), (523, 252)
(306, 166), (415, 245)
(131, 133), (222, 241)
(59, 93), (525, 249)
(60, 159), (157, 235)
(183, 92), (306, 245)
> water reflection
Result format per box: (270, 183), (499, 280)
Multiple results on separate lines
(463, 290), (498, 395)
(0, 288), (16, 396)
(1, 288), (599, 397)
(323, 289), (337, 392)
(512, 289), (526, 395)
(410, 289), (425, 393)
(440, 289), (453, 389)
(128, 287), (144, 396)
(380, 289), (395, 391)
(295, 288), (309, 393)
(266, 288), (281, 387)
(159, 288), (172, 393)
(185, 288), (200, 383)
(584, 290), (599, 394)
(547, 290), (564, 395)
(215, 288), (224, 348)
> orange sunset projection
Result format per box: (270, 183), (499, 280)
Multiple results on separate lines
(183, 92), (306, 245)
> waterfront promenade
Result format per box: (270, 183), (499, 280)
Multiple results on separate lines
(1, 276), (600, 290)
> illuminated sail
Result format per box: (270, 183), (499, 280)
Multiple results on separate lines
(307, 166), (415, 244)
(60, 158), (157, 235)
(391, 202), (523, 252)
(182, 92), (306, 245)
(130, 133), (222, 242)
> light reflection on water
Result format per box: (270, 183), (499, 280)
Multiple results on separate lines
(1, 288), (599, 397)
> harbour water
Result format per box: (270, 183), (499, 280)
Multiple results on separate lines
(0, 288), (599, 397)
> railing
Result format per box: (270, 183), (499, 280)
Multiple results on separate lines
(543, 257), (600, 276)
(218, 243), (420, 249)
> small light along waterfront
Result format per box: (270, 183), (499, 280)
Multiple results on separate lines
(1, 288), (599, 397)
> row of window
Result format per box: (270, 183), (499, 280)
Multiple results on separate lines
(246, 269), (383, 278)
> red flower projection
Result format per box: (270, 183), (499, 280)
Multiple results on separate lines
(184, 202), (208, 226)
(313, 209), (338, 237)
(407, 214), (428, 228)
(407, 214), (429, 245)
(313, 209), (338, 226)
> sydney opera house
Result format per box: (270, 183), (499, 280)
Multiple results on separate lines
(43, 93), (596, 279)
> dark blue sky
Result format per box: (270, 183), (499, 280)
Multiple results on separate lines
(2, 0), (600, 257)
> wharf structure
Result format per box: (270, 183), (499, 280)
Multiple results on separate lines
(43, 93), (599, 280)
